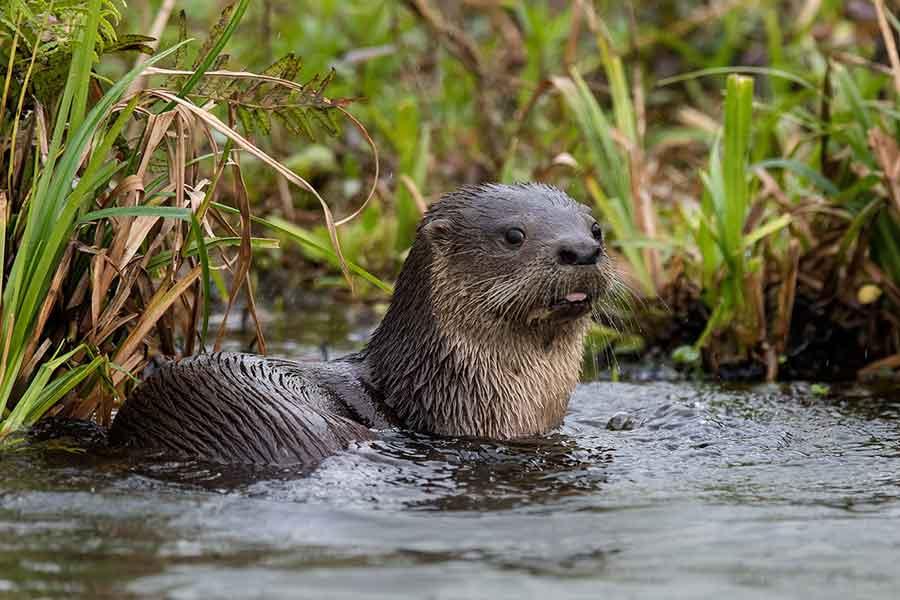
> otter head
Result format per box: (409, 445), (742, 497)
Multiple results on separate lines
(421, 183), (609, 333)
(365, 183), (612, 440)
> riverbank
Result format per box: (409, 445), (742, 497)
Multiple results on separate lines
(1, 1), (898, 439)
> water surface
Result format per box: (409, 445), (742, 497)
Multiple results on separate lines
(2, 310), (899, 598)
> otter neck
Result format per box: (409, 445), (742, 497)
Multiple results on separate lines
(362, 240), (587, 439)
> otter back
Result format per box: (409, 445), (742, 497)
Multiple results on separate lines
(108, 353), (375, 465)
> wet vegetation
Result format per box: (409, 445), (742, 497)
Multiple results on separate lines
(1, 0), (899, 438)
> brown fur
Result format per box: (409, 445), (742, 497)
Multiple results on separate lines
(110, 183), (611, 464)
(362, 183), (608, 439)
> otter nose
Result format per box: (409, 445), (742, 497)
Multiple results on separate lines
(557, 239), (602, 266)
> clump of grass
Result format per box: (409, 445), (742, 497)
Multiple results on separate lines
(0, 0), (175, 438)
(691, 75), (792, 352)
(551, 41), (661, 297)
(544, 2), (900, 379)
(663, 13), (900, 378)
(0, 0), (384, 442)
(258, 1), (900, 380)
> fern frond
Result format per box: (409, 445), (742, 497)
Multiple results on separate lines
(0, 0), (131, 111)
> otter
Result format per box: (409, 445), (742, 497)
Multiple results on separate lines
(108, 183), (612, 465)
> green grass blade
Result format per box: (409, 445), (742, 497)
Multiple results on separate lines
(752, 158), (840, 196)
(211, 202), (392, 293)
(145, 237), (279, 271)
(20, 358), (104, 429)
(873, 214), (900, 284)
(189, 214), (212, 347)
(1, 346), (101, 437)
(658, 66), (815, 91)
(722, 75), (754, 272)
(697, 172), (720, 287)
(743, 214), (792, 248)
(79, 206), (192, 223)
(68, 0), (103, 135)
(598, 42), (636, 144)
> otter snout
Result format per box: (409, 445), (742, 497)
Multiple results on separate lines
(556, 237), (602, 266)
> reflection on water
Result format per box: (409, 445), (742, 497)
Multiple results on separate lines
(2, 306), (899, 598)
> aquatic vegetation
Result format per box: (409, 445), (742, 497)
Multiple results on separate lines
(1, 0), (899, 441)
(0, 0), (383, 439)
(242, 0), (893, 379)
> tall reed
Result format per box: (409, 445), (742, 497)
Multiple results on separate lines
(0, 0), (385, 440)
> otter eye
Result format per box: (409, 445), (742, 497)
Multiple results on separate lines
(504, 227), (525, 246)
(591, 222), (603, 241)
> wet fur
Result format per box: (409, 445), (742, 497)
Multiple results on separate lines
(364, 184), (609, 438)
(109, 353), (381, 464)
(110, 183), (611, 464)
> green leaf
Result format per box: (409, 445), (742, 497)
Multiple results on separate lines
(78, 206), (192, 224)
(68, 0), (103, 135)
(810, 383), (830, 396)
(103, 33), (156, 55)
(752, 158), (840, 196)
(722, 74), (753, 266)
(211, 202), (392, 293)
(145, 237), (279, 271)
(743, 214), (792, 248)
(1, 345), (103, 438)
(657, 66), (815, 91)
(174, 10), (188, 64)
(189, 214), (211, 347)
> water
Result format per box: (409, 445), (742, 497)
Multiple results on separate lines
(2, 310), (899, 598)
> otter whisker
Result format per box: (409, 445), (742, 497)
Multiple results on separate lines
(607, 279), (645, 336)
(590, 300), (623, 376)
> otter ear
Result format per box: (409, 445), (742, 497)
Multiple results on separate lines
(422, 218), (452, 247)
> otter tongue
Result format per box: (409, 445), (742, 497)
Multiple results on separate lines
(565, 292), (588, 303)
